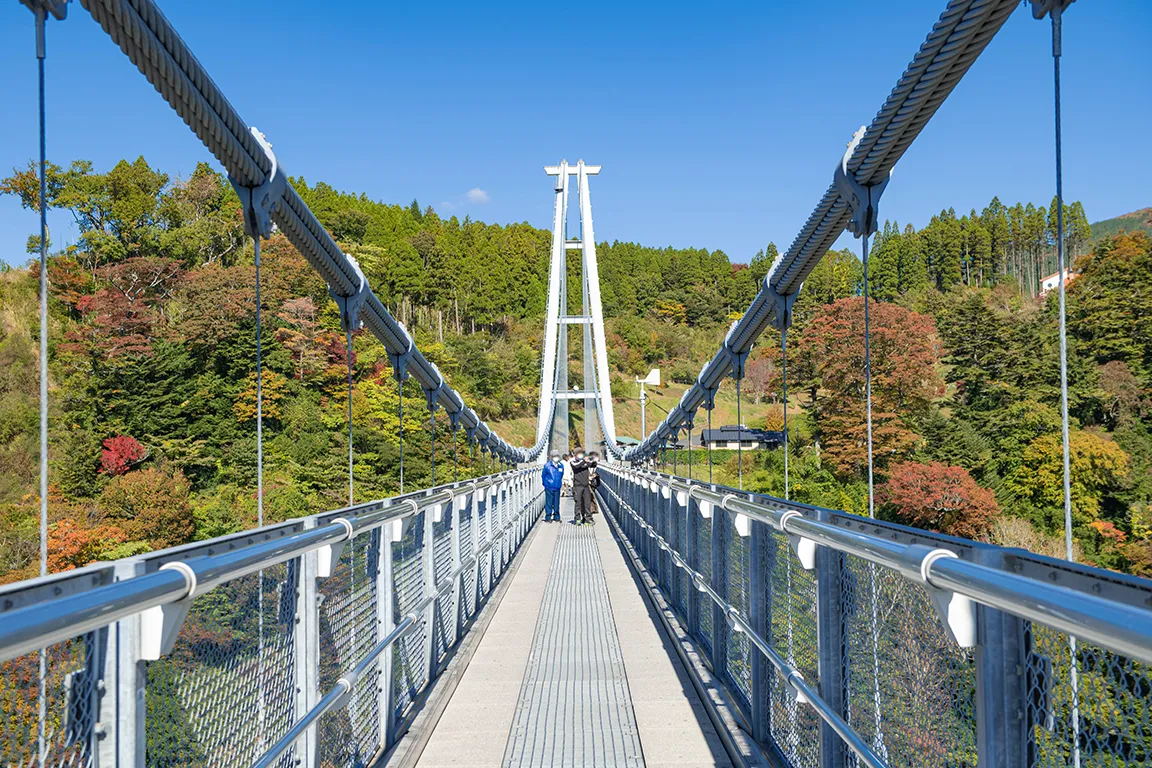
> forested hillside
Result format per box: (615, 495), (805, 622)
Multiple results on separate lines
(0, 156), (1149, 582)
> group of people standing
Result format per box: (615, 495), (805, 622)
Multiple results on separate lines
(541, 448), (600, 525)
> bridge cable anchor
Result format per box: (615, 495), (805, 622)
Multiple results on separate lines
(897, 545), (978, 648)
(778, 510), (817, 570)
(317, 517), (354, 579)
(140, 561), (197, 659)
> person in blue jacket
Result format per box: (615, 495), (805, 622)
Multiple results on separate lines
(541, 451), (565, 522)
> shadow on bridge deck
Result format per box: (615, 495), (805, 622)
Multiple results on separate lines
(405, 497), (733, 768)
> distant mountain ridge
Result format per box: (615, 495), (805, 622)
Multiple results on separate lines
(1090, 208), (1152, 243)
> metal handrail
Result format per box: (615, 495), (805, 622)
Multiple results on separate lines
(250, 487), (543, 768)
(599, 481), (888, 768)
(612, 467), (1152, 666)
(0, 470), (530, 664)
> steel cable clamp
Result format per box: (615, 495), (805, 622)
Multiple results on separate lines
(328, 257), (369, 333)
(833, 126), (891, 240)
(228, 127), (287, 240)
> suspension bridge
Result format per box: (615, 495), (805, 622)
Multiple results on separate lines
(4, 0), (1151, 766)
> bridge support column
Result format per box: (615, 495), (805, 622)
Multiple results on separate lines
(97, 558), (146, 768)
(295, 520), (321, 768)
(974, 548), (1028, 768)
(710, 501), (728, 680)
(422, 499), (438, 685)
(685, 486), (701, 642)
(815, 510), (848, 768)
(377, 516), (397, 748)
(749, 515), (772, 744)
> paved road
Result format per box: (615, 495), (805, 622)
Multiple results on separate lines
(417, 497), (732, 768)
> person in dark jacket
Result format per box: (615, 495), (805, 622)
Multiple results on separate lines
(587, 451), (601, 516)
(541, 451), (564, 522)
(570, 448), (595, 525)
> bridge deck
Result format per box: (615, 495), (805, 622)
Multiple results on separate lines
(416, 497), (732, 768)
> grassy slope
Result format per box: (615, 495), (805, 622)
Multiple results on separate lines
(489, 380), (800, 450)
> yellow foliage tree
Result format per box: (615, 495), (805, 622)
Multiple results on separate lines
(1008, 431), (1129, 532)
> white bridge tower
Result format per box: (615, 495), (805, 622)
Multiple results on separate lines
(535, 160), (618, 460)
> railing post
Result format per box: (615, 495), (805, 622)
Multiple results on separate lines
(749, 516), (771, 743)
(815, 510), (848, 768)
(295, 519), (321, 768)
(710, 503), (728, 676)
(974, 547), (1028, 768)
(377, 516), (397, 749)
(97, 558), (146, 768)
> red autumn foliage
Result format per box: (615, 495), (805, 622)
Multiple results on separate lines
(793, 297), (943, 476)
(62, 257), (184, 360)
(100, 434), (147, 475)
(878, 461), (1000, 538)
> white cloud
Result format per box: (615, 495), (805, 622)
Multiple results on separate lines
(466, 187), (490, 204)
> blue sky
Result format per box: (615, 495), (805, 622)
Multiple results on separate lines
(0, 0), (1149, 267)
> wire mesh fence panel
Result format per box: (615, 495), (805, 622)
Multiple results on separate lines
(1, 636), (96, 768)
(432, 509), (454, 664)
(477, 496), (492, 598)
(459, 503), (476, 620)
(1026, 622), (1151, 768)
(317, 529), (382, 766)
(677, 501), (689, 617)
(697, 514), (714, 656)
(391, 512), (427, 724)
(842, 553), (976, 768)
(494, 490), (506, 573)
(725, 511), (752, 713)
(146, 562), (297, 768)
(767, 528), (821, 768)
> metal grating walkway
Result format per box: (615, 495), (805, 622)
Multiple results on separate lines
(503, 502), (645, 768)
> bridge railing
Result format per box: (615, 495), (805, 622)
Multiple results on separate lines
(599, 467), (1152, 768)
(0, 470), (542, 768)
